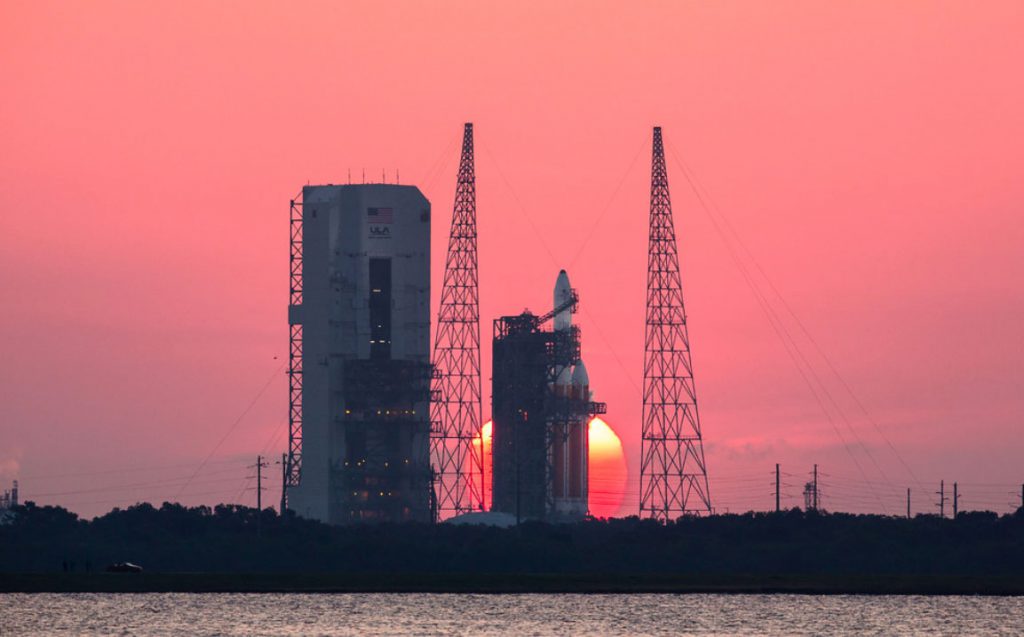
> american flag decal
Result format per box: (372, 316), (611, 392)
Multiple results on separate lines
(367, 207), (393, 224)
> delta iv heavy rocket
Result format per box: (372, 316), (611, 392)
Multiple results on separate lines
(552, 270), (589, 518)
(491, 269), (604, 521)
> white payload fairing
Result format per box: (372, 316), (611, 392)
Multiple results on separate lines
(554, 269), (573, 332)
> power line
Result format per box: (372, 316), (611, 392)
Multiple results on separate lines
(665, 143), (921, 492)
(567, 136), (647, 268)
(173, 361), (285, 501)
(665, 142), (888, 513)
(418, 132), (459, 195)
(235, 423), (288, 506)
(31, 475), (247, 500)
(29, 467), (249, 498)
(20, 458), (246, 481)
(478, 139), (559, 266)
(56, 487), (254, 511)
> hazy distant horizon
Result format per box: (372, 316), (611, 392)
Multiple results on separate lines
(2, 1), (1022, 519)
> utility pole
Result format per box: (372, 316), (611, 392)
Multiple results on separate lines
(775, 464), (781, 513)
(255, 455), (267, 511)
(278, 453), (287, 515)
(252, 455), (268, 536)
(907, 488), (911, 519)
(953, 482), (959, 518)
(937, 480), (946, 518)
(813, 464), (819, 512)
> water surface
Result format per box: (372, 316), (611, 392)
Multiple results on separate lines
(2, 593), (1021, 636)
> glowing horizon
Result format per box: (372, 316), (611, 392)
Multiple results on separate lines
(472, 417), (628, 519)
(2, 2), (1022, 518)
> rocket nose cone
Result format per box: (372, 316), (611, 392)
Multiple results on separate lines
(571, 360), (589, 386)
(554, 269), (573, 331)
(554, 272), (571, 298)
(556, 365), (574, 386)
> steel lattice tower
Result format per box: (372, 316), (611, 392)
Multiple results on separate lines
(285, 194), (304, 501)
(639, 126), (712, 521)
(430, 123), (485, 520)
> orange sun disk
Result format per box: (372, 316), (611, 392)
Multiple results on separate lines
(473, 417), (628, 518)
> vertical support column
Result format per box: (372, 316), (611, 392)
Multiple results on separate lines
(430, 123), (485, 519)
(279, 453), (287, 515)
(285, 195), (304, 501)
(255, 455), (268, 536)
(256, 455), (264, 512)
(939, 480), (945, 518)
(813, 464), (819, 511)
(775, 464), (780, 513)
(639, 126), (712, 521)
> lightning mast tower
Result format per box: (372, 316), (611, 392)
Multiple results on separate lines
(430, 123), (485, 519)
(640, 126), (712, 521)
(285, 194), (304, 504)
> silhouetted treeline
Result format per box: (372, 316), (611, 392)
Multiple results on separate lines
(1, 501), (1022, 574)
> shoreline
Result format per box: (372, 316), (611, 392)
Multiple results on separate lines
(3, 573), (1023, 595)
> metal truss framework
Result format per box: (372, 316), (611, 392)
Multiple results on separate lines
(430, 123), (486, 519)
(639, 126), (712, 521)
(490, 295), (605, 522)
(286, 194), (304, 497)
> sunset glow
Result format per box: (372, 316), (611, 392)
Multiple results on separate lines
(475, 417), (627, 518)
(2, 2), (1022, 518)
(587, 417), (628, 518)
(474, 421), (494, 512)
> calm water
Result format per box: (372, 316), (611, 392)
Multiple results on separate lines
(1, 593), (1021, 636)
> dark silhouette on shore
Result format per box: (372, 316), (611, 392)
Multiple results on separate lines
(2, 501), (1022, 582)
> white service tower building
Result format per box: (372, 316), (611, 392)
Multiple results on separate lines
(288, 184), (432, 524)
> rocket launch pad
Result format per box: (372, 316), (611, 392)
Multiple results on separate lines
(491, 270), (605, 521)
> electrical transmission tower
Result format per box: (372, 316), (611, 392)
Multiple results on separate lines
(639, 126), (712, 521)
(430, 122), (485, 520)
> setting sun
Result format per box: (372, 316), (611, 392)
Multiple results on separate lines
(474, 417), (627, 518)
(587, 417), (628, 518)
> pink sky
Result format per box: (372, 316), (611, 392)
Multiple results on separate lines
(1, 1), (1022, 518)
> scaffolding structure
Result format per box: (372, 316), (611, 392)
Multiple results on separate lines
(639, 126), (712, 521)
(286, 183), (433, 523)
(430, 123), (486, 519)
(285, 194), (304, 500)
(491, 292), (605, 521)
(333, 359), (433, 522)
(0, 481), (17, 510)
